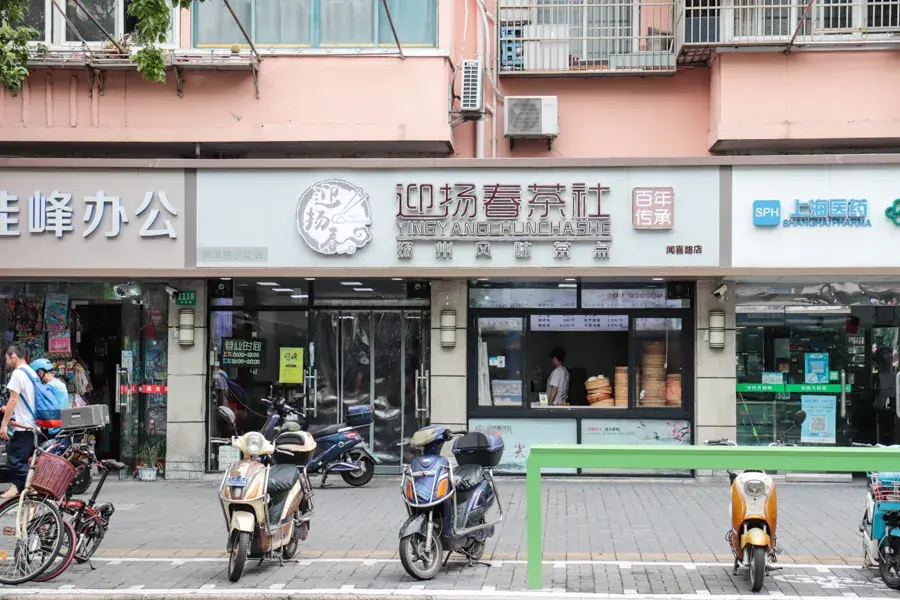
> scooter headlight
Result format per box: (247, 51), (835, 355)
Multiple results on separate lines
(744, 479), (766, 496)
(245, 432), (266, 456)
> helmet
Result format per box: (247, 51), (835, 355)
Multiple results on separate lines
(30, 358), (54, 373)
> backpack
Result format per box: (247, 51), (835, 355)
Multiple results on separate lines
(16, 367), (64, 427)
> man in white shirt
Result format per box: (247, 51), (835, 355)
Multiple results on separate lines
(547, 347), (570, 406)
(1, 344), (37, 498)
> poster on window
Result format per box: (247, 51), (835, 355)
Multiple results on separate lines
(804, 353), (829, 384)
(580, 419), (692, 475)
(800, 395), (837, 445)
(468, 418), (577, 474)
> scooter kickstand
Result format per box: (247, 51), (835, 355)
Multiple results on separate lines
(443, 552), (452, 567)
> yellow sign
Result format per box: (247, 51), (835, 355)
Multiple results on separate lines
(278, 348), (304, 384)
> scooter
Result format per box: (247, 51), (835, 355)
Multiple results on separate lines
(853, 442), (900, 588)
(259, 397), (379, 488)
(214, 407), (316, 582)
(705, 409), (807, 592)
(398, 425), (505, 581)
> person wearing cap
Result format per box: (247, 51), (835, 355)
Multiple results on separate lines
(30, 358), (70, 412)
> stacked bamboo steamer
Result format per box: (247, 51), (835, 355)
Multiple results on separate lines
(666, 374), (682, 407)
(613, 366), (628, 407)
(640, 341), (667, 407)
(585, 376), (614, 407)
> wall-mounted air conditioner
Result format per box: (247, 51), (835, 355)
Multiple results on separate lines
(460, 59), (484, 113)
(504, 96), (559, 148)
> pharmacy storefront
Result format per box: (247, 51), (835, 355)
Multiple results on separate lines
(731, 164), (900, 449)
(195, 166), (722, 474)
(0, 169), (192, 473)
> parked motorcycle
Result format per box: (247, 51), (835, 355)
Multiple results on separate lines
(214, 407), (316, 582)
(853, 442), (900, 588)
(259, 395), (378, 488)
(398, 426), (505, 581)
(705, 409), (807, 592)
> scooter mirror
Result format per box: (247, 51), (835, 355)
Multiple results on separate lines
(792, 410), (807, 425)
(217, 406), (236, 427)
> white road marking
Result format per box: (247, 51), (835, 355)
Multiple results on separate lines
(267, 584), (284, 590)
(127, 586), (144, 591)
(86, 556), (866, 571)
(339, 584), (355, 591)
(199, 584), (215, 590)
(4, 589), (900, 599)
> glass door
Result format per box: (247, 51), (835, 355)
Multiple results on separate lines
(307, 309), (430, 473)
(118, 300), (142, 467)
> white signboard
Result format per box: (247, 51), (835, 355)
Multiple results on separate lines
(196, 168), (721, 269)
(530, 314), (629, 331)
(732, 165), (900, 268)
(580, 418), (692, 475)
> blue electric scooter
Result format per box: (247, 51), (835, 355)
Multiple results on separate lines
(398, 426), (505, 580)
(257, 393), (379, 488)
(855, 443), (900, 588)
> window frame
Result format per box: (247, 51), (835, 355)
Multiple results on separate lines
(466, 282), (695, 421)
(723, 0), (896, 43)
(192, 0), (438, 50)
(28, 0), (180, 49)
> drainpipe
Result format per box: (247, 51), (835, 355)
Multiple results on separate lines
(475, 0), (485, 159)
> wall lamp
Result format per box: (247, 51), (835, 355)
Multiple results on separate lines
(708, 310), (725, 349)
(440, 309), (457, 348)
(178, 308), (195, 347)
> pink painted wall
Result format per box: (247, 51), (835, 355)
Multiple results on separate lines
(710, 52), (900, 148)
(0, 56), (452, 144)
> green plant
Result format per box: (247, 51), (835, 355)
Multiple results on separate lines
(137, 441), (164, 470)
(0, 0), (206, 94)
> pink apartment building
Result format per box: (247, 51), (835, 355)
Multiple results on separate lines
(3, 1), (900, 477)
(3, 0), (898, 158)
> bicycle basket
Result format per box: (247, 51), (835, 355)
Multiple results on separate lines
(30, 451), (76, 500)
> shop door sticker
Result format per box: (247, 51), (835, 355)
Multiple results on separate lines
(804, 353), (829, 384)
(278, 348), (304, 384)
(800, 394), (837, 445)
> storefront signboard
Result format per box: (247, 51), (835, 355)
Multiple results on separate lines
(804, 353), (829, 384)
(733, 165), (900, 268)
(0, 170), (186, 270)
(580, 418), (691, 475)
(468, 418), (577, 474)
(278, 348), (304, 384)
(221, 338), (267, 368)
(196, 168), (720, 269)
(800, 395), (837, 444)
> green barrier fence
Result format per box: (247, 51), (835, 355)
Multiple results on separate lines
(525, 444), (900, 589)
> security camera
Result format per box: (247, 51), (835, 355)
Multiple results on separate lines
(712, 283), (728, 300)
(165, 285), (180, 299)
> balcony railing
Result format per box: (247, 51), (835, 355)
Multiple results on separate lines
(677, 0), (900, 64)
(498, 0), (677, 75)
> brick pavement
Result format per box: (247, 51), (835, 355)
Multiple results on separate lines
(0, 477), (880, 596)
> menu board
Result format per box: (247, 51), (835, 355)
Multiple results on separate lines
(470, 287), (577, 309)
(530, 314), (628, 331)
(582, 288), (669, 309)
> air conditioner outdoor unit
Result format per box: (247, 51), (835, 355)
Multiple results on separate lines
(460, 59), (484, 113)
(504, 96), (559, 146)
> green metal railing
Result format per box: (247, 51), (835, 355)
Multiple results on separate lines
(525, 444), (900, 589)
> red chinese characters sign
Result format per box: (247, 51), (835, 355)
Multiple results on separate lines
(632, 187), (675, 230)
(394, 182), (612, 262)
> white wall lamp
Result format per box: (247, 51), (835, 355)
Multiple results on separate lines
(440, 309), (457, 348)
(708, 310), (726, 349)
(178, 308), (195, 347)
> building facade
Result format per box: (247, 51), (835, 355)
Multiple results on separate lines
(3, 158), (899, 478)
(2, 0), (897, 159)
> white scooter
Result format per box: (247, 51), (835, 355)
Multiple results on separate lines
(214, 407), (316, 582)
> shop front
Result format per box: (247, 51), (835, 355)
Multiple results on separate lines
(0, 169), (187, 469)
(194, 166), (722, 474)
(731, 165), (900, 451)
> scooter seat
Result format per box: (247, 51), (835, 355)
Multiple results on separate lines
(267, 464), (300, 495)
(308, 423), (345, 438)
(454, 464), (485, 492)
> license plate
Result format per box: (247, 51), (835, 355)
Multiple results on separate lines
(226, 477), (249, 487)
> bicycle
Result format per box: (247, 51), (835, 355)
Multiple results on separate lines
(0, 424), (72, 585)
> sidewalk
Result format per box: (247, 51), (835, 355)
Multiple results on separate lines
(1, 477), (882, 598)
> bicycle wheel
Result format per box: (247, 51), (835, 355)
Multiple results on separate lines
(63, 506), (105, 564)
(0, 496), (65, 585)
(33, 521), (76, 582)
